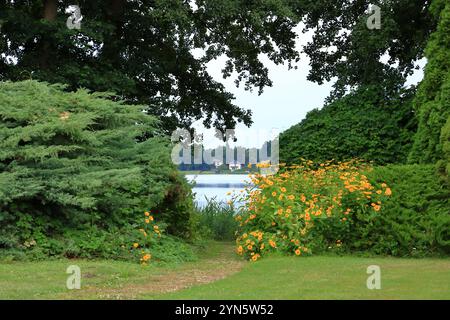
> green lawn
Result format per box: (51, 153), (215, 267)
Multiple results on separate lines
(157, 255), (450, 300)
(0, 242), (243, 300)
(1, 243), (449, 300)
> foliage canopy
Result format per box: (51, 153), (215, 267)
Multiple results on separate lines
(280, 85), (417, 165)
(408, 0), (450, 177)
(0, 0), (304, 132)
(0, 1), (438, 132)
(0, 80), (194, 254)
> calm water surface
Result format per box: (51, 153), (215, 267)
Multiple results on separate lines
(185, 174), (250, 207)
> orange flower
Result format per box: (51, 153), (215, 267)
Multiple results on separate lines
(144, 211), (150, 216)
(385, 188), (392, 196)
(295, 249), (301, 256)
(269, 240), (276, 248)
(142, 253), (151, 261)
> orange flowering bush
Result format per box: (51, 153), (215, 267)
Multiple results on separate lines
(132, 210), (163, 265)
(234, 160), (392, 261)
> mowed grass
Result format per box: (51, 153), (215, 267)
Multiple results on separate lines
(0, 259), (154, 299)
(0, 243), (449, 300)
(0, 242), (242, 300)
(157, 255), (450, 300)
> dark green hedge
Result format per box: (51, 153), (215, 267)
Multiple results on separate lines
(0, 81), (194, 257)
(308, 164), (450, 257)
(408, 0), (450, 170)
(349, 165), (449, 256)
(280, 85), (417, 166)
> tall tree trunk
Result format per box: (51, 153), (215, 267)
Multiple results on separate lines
(43, 0), (57, 21)
(40, 0), (57, 69)
(102, 0), (125, 64)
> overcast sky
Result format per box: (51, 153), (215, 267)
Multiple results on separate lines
(193, 25), (426, 149)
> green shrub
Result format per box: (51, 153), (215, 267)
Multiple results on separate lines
(234, 162), (450, 260)
(280, 85), (417, 165)
(409, 1), (450, 166)
(193, 199), (238, 241)
(0, 80), (194, 258)
(439, 115), (450, 180)
(234, 160), (391, 261)
(0, 224), (196, 263)
(359, 164), (450, 256)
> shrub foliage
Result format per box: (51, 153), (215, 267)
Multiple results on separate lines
(280, 86), (417, 165)
(363, 164), (450, 256)
(234, 161), (450, 260)
(234, 160), (391, 261)
(0, 80), (194, 257)
(408, 0), (450, 172)
(193, 199), (238, 241)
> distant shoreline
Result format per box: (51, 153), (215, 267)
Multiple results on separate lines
(180, 170), (255, 175)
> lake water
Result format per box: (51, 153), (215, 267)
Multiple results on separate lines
(185, 174), (250, 207)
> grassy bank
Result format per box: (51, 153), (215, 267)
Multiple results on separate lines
(159, 254), (450, 300)
(1, 241), (449, 299)
(0, 242), (242, 300)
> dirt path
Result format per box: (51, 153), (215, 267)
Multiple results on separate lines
(66, 242), (245, 299)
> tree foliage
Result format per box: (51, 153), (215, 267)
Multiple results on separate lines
(363, 164), (450, 256)
(0, 0), (302, 132)
(0, 1), (437, 132)
(0, 80), (194, 251)
(295, 0), (435, 101)
(408, 0), (450, 175)
(280, 85), (417, 165)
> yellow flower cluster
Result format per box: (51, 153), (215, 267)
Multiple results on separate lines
(132, 210), (162, 265)
(234, 159), (391, 260)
